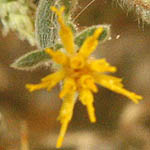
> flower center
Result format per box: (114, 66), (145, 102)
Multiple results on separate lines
(70, 55), (85, 69)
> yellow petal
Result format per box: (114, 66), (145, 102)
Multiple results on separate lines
(26, 82), (50, 92)
(79, 27), (103, 58)
(95, 74), (142, 104)
(56, 120), (68, 148)
(51, 6), (75, 54)
(78, 75), (98, 93)
(41, 69), (65, 82)
(59, 77), (76, 98)
(95, 74), (123, 87)
(57, 92), (76, 148)
(79, 89), (96, 122)
(45, 48), (68, 65)
(89, 58), (117, 73)
(26, 70), (65, 92)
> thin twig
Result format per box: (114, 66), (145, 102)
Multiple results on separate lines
(73, 0), (96, 21)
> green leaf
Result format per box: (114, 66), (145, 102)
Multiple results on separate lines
(11, 50), (51, 71)
(60, 0), (78, 15)
(75, 25), (110, 47)
(35, 0), (78, 49)
(35, 0), (59, 49)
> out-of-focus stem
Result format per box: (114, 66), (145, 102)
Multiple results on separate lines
(20, 120), (29, 150)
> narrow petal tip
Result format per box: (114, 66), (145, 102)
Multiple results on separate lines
(56, 137), (63, 148)
(131, 94), (143, 104)
(90, 116), (96, 123)
(56, 121), (68, 148)
(94, 27), (104, 39)
(45, 48), (53, 56)
(50, 6), (65, 17)
(25, 84), (35, 92)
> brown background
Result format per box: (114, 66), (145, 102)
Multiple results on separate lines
(0, 0), (150, 149)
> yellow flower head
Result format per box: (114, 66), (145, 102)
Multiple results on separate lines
(26, 6), (142, 148)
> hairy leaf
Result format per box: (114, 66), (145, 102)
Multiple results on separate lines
(116, 0), (150, 24)
(11, 50), (50, 71)
(75, 25), (110, 47)
(35, 0), (58, 49)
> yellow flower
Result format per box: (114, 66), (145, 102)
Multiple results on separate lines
(26, 6), (142, 148)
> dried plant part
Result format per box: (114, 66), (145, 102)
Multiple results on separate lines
(0, 0), (36, 45)
(116, 0), (150, 24)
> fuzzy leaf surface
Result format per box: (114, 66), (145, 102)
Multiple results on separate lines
(11, 50), (50, 71)
(35, 0), (58, 49)
(75, 25), (110, 47)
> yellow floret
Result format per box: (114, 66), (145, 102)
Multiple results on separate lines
(26, 6), (142, 148)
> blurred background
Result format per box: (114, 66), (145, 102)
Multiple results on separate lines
(0, 0), (150, 149)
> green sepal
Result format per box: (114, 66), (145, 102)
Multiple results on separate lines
(75, 25), (110, 47)
(11, 50), (51, 71)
